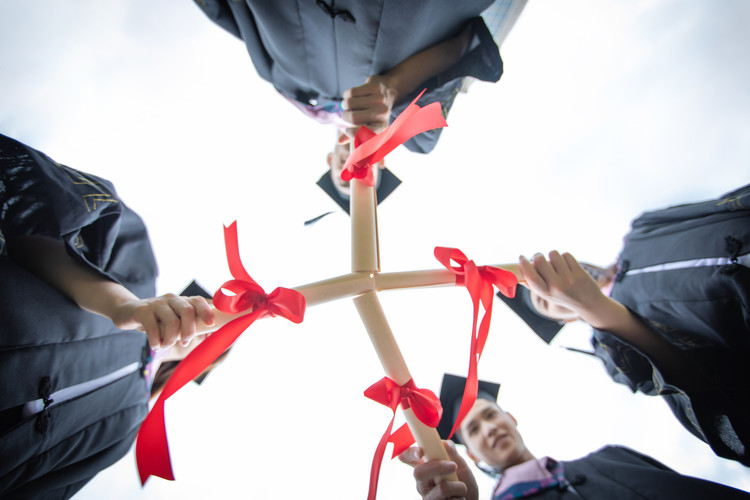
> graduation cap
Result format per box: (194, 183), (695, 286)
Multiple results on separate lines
(495, 287), (565, 344)
(178, 280), (228, 385)
(180, 279), (212, 300)
(436, 373), (501, 445)
(315, 166), (402, 215)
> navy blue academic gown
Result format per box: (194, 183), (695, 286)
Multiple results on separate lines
(592, 185), (750, 467)
(0, 134), (157, 499)
(492, 446), (750, 499)
(194, 0), (504, 153)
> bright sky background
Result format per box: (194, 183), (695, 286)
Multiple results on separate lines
(1, 0), (749, 498)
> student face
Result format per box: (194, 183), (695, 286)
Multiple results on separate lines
(459, 399), (532, 471)
(528, 290), (580, 322)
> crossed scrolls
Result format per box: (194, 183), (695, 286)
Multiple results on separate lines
(134, 95), (521, 498)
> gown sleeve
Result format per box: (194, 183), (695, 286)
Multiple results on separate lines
(395, 17), (504, 154)
(0, 133), (157, 298)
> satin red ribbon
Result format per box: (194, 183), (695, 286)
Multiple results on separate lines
(364, 377), (442, 500)
(135, 222), (305, 484)
(434, 247), (517, 439)
(341, 89), (448, 187)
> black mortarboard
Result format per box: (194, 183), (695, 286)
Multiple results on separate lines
(495, 287), (565, 344)
(180, 279), (212, 300)
(436, 373), (501, 445)
(315, 167), (402, 215)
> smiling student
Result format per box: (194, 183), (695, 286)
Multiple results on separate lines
(399, 374), (750, 500)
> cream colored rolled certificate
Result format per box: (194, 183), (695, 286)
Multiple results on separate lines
(353, 291), (458, 483)
(351, 178), (379, 273)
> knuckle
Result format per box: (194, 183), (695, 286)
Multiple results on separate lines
(413, 467), (426, 481)
(166, 318), (180, 335)
(436, 482), (451, 495)
(416, 479), (432, 496)
(147, 329), (160, 344)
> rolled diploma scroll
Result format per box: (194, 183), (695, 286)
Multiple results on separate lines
(353, 290), (458, 483)
(350, 145), (379, 272)
(196, 264), (524, 334)
(375, 264), (523, 291)
(296, 264), (523, 305)
(295, 272), (374, 307)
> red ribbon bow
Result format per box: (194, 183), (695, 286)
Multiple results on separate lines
(434, 247), (517, 438)
(135, 222), (305, 484)
(341, 89), (448, 187)
(364, 377), (442, 500)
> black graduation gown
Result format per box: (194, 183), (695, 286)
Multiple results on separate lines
(194, 0), (504, 153)
(591, 185), (750, 466)
(0, 134), (157, 499)
(493, 446), (750, 499)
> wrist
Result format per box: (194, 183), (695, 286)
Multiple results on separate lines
(455, 23), (473, 60)
(579, 295), (626, 331)
(378, 73), (401, 104)
(83, 280), (138, 324)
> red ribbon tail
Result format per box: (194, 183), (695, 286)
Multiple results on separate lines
(136, 403), (172, 484)
(476, 288), (495, 357)
(223, 222), (256, 283)
(367, 410), (397, 500)
(449, 358), (479, 440)
(135, 311), (260, 482)
(389, 423), (416, 459)
(136, 221), (308, 484)
(434, 247), (488, 440)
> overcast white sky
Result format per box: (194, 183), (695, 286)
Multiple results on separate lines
(1, 0), (749, 498)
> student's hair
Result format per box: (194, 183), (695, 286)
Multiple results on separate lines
(150, 349), (231, 400)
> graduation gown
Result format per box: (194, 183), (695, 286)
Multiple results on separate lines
(194, 0), (504, 153)
(492, 446), (750, 499)
(591, 185), (750, 466)
(0, 134), (157, 498)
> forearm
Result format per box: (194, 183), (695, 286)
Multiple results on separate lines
(582, 297), (698, 389)
(8, 235), (136, 321)
(382, 25), (471, 104)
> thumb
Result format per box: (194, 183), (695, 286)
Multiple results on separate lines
(444, 440), (464, 462)
(398, 446), (424, 467)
